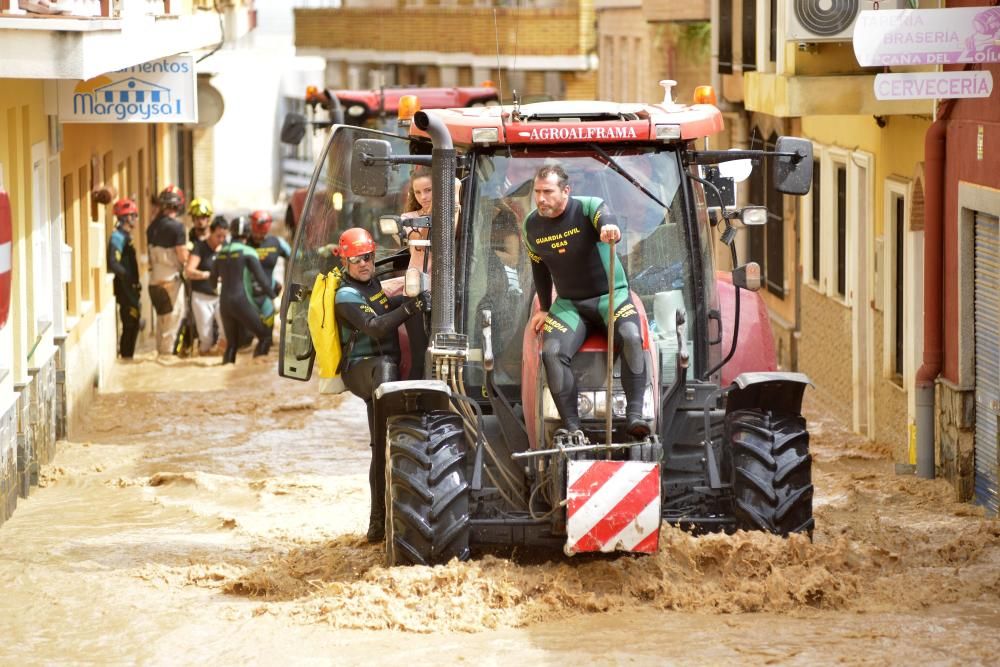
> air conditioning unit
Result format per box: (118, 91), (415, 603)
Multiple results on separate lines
(786, 0), (909, 43)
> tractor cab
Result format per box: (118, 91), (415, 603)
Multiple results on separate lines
(279, 82), (817, 566)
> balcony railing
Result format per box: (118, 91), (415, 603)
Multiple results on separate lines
(0, 0), (208, 19)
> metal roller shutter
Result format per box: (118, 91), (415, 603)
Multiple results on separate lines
(974, 212), (999, 515)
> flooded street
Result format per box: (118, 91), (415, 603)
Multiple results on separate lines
(1, 356), (999, 665)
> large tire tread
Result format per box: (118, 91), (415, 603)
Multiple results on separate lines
(727, 409), (814, 538)
(387, 411), (471, 566)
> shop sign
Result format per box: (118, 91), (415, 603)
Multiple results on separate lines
(854, 7), (1000, 66)
(874, 71), (994, 101)
(58, 56), (197, 124)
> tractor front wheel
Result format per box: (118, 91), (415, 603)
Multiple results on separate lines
(726, 409), (814, 536)
(386, 411), (471, 566)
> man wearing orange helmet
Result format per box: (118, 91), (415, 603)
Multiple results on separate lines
(146, 185), (189, 355)
(335, 227), (429, 542)
(108, 198), (142, 359)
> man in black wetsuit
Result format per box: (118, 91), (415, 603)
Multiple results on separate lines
(522, 164), (650, 438)
(210, 217), (276, 364)
(246, 210), (290, 334)
(107, 198), (142, 359)
(334, 227), (429, 542)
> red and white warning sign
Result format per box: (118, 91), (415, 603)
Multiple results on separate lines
(565, 460), (661, 555)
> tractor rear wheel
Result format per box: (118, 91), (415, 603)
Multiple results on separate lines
(386, 411), (471, 566)
(726, 409), (814, 536)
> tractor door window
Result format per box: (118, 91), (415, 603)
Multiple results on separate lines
(278, 125), (415, 380)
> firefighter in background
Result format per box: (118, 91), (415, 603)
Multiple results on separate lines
(334, 228), (430, 542)
(187, 198), (213, 245)
(246, 210), (290, 336)
(146, 185), (189, 356)
(107, 198), (142, 359)
(210, 216), (276, 364)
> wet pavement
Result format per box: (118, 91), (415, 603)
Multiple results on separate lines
(1, 354), (998, 665)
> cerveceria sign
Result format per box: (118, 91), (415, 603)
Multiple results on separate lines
(58, 56), (197, 124)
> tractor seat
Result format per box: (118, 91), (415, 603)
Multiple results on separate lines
(575, 293), (652, 352)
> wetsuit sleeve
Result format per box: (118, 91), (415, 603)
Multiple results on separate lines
(580, 196), (617, 232)
(521, 214), (553, 311)
(107, 234), (129, 279)
(530, 258), (554, 311)
(245, 253), (277, 299)
(336, 290), (417, 340)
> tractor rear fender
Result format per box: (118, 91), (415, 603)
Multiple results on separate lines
(373, 380), (453, 452)
(725, 372), (811, 417)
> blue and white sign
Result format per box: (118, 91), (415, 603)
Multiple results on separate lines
(58, 56), (197, 124)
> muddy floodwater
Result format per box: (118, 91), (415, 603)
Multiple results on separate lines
(1, 355), (998, 665)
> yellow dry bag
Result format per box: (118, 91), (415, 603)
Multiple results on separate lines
(307, 267), (346, 394)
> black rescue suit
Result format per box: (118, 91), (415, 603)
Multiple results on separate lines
(522, 196), (647, 432)
(334, 272), (424, 540)
(107, 225), (141, 358)
(210, 241), (276, 363)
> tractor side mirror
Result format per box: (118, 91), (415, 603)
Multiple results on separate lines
(351, 138), (392, 197)
(772, 136), (813, 195)
(280, 112), (307, 146)
(732, 262), (762, 292)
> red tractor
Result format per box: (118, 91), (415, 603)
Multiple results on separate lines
(279, 81), (815, 565)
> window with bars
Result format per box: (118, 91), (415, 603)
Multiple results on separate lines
(811, 159), (821, 284)
(719, 0), (733, 74)
(893, 194), (905, 380)
(742, 0), (757, 72)
(745, 129), (785, 297)
(835, 164), (847, 299)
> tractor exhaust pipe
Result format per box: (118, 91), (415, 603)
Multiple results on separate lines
(414, 111), (457, 337)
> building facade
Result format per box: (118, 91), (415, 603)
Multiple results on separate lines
(0, 0), (221, 526)
(596, 0), (711, 106)
(292, 1), (598, 102)
(715, 0), (999, 507)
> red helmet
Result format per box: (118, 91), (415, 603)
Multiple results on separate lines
(158, 185), (185, 210)
(113, 198), (138, 218)
(250, 210), (273, 235)
(338, 227), (376, 258)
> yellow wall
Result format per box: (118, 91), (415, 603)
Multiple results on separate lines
(803, 114), (929, 238)
(0, 80), (48, 385)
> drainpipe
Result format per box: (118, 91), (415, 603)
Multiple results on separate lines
(915, 118), (946, 480)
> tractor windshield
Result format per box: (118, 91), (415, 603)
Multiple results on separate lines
(463, 147), (697, 391)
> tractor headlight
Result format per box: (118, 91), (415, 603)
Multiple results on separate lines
(643, 385), (654, 420)
(578, 392), (595, 419)
(612, 392), (628, 418)
(594, 391), (628, 418)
